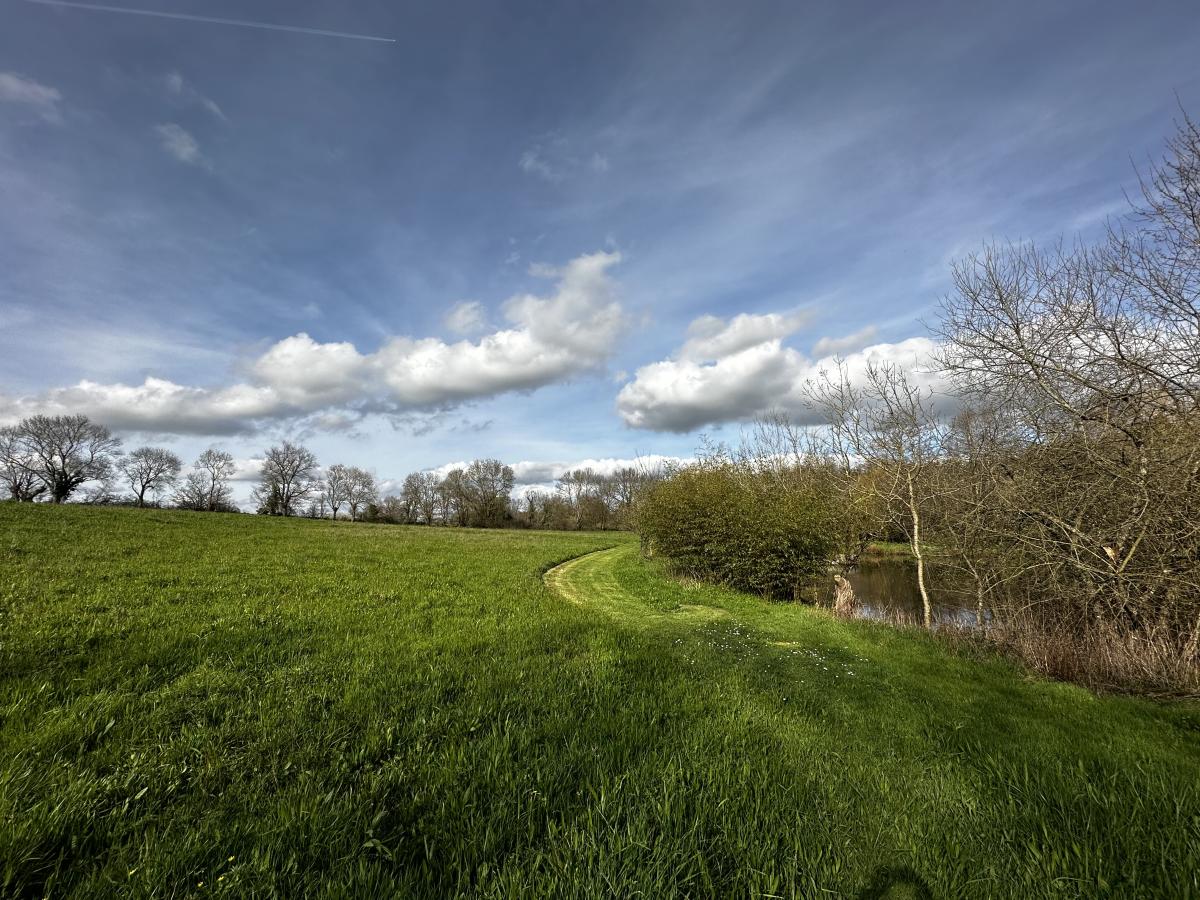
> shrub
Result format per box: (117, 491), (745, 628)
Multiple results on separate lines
(638, 463), (835, 599)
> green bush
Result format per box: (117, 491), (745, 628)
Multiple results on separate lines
(637, 464), (835, 599)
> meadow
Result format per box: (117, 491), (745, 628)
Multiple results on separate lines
(1, 504), (1198, 898)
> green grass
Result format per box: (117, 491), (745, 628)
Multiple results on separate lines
(1, 505), (1198, 898)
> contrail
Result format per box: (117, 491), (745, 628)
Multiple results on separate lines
(21, 0), (397, 42)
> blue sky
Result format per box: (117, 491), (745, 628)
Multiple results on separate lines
(2, 0), (1198, 498)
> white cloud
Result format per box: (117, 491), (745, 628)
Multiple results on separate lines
(527, 261), (559, 278)
(518, 135), (610, 182)
(444, 300), (487, 335)
(0, 72), (62, 122)
(681, 310), (811, 361)
(519, 147), (558, 181)
(0, 378), (285, 435)
(374, 252), (623, 405)
(811, 324), (879, 357)
(164, 70), (226, 121)
(227, 457), (265, 481)
(616, 310), (940, 432)
(0, 251), (628, 436)
(250, 334), (371, 407)
(155, 123), (208, 167)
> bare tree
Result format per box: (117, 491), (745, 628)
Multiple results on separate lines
(928, 112), (1200, 671)
(7, 415), (122, 504)
(117, 446), (182, 507)
(0, 425), (47, 501)
(400, 471), (438, 524)
(252, 442), (319, 516)
(323, 464), (352, 519)
(346, 467), (377, 521)
(438, 469), (469, 526)
(463, 459), (514, 527)
(175, 448), (237, 511)
(806, 362), (951, 627)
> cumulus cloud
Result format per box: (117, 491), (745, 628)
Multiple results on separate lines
(227, 457), (265, 481)
(616, 312), (941, 432)
(249, 334), (372, 407)
(444, 300), (487, 335)
(0, 71), (62, 122)
(0, 378), (282, 435)
(0, 251), (628, 436)
(155, 123), (208, 167)
(681, 310), (811, 361)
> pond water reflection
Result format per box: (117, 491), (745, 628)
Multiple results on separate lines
(818, 557), (981, 627)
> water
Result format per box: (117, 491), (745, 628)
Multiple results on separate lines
(819, 557), (981, 627)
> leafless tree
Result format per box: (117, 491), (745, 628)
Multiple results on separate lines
(806, 362), (951, 627)
(346, 466), (377, 521)
(6, 415), (122, 504)
(463, 459), (514, 527)
(323, 463), (352, 519)
(438, 469), (469, 526)
(175, 448), (237, 511)
(931, 111), (1200, 669)
(401, 471), (438, 524)
(0, 425), (47, 501)
(252, 442), (319, 516)
(117, 446), (182, 507)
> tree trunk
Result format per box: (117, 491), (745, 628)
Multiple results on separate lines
(832, 574), (856, 617)
(908, 472), (932, 629)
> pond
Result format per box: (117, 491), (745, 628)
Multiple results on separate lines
(817, 555), (983, 627)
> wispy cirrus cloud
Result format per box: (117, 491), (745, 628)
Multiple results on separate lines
(518, 134), (612, 183)
(0, 71), (62, 122)
(164, 70), (226, 122)
(154, 123), (209, 168)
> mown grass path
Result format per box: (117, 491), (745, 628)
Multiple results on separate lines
(545, 545), (725, 624)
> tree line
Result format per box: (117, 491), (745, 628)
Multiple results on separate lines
(0, 419), (657, 531)
(377, 463), (652, 530)
(639, 112), (1200, 694)
(0, 419), (242, 512)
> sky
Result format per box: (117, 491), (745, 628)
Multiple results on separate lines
(2, 0), (1198, 502)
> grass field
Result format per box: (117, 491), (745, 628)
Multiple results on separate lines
(1, 504), (1198, 898)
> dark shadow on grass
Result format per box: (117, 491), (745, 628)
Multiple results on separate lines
(857, 864), (935, 899)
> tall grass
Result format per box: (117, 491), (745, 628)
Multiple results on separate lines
(1, 505), (1198, 897)
(978, 613), (1200, 698)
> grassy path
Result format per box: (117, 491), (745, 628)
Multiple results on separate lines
(545, 545), (726, 624)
